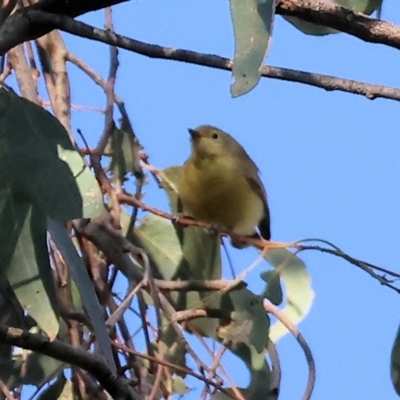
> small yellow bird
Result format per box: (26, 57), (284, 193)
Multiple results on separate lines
(179, 125), (271, 247)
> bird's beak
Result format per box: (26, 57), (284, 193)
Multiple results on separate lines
(188, 128), (200, 141)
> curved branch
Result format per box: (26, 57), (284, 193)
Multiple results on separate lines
(0, 325), (141, 400)
(264, 300), (315, 400)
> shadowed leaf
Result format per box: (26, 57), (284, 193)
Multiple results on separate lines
(261, 270), (283, 306)
(0, 88), (103, 220)
(0, 192), (59, 339)
(47, 219), (115, 372)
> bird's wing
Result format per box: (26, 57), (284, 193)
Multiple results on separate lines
(235, 148), (271, 240)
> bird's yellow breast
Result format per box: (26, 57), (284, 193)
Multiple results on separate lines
(179, 156), (264, 235)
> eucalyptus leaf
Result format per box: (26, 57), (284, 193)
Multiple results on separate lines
(230, 0), (276, 97)
(47, 219), (116, 372)
(24, 349), (64, 387)
(0, 355), (22, 396)
(218, 289), (269, 353)
(0, 88), (103, 220)
(0, 192), (59, 339)
(284, 0), (382, 36)
(284, 17), (338, 36)
(0, 278), (24, 360)
(36, 374), (67, 400)
(391, 324), (400, 395)
(260, 270), (283, 306)
(265, 248), (314, 342)
(214, 344), (271, 400)
(105, 117), (143, 185)
(336, 0), (382, 14)
(132, 214), (183, 281)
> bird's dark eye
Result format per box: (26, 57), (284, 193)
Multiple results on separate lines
(212, 133), (218, 139)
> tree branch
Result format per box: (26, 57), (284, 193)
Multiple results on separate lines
(0, 325), (141, 400)
(1, 2), (400, 101)
(4, 11), (400, 102)
(2, 0), (400, 54)
(276, 0), (400, 50)
(0, 0), (127, 54)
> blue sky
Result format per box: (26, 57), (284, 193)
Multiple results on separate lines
(36, 1), (400, 399)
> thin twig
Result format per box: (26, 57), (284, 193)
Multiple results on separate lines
(112, 341), (234, 398)
(267, 340), (281, 399)
(193, 334), (245, 400)
(264, 300), (315, 400)
(0, 379), (16, 400)
(153, 279), (246, 292)
(296, 244), (400, 294)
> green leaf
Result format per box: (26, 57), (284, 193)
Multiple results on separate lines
(230, 0), (276, 97)
(132, 214), (183, 281)
(214, 344), (271, 400)
(36, 374), (67, 400)
(24, 349), (64, 387)
(0, 191), (59, 339)
(391, 324), (400, 395)
(105, 117), (143, 185)
(284, 0), (382, 36)
(335, 0), (382, 14)
(266, 248), (314, 342)
(158, 166), (181, 214)
(0, 88), (103, 221)
(0, 279), (24, 361)
(218, 289), (269, 353)
(57, 147), (104, 219)
(47, 219), (116, 372)
(37, 375), (74, 400)
(260, 270), (283, 306)
(170, 376), (190, 396)
(0, 355), (23, 395)
(284, 17), (338, 36)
